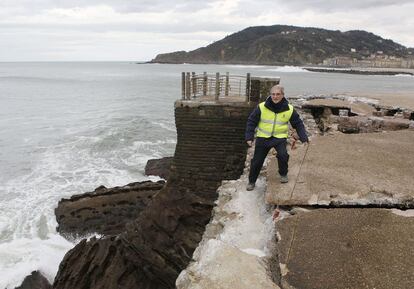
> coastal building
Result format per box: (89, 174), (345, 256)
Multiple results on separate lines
(322, 56), (355, 67)
(323, 55), (414, 69)
(402, 57), (414, 68)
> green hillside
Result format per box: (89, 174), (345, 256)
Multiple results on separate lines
(151, 25), (413, 65)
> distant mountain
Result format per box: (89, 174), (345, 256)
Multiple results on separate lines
(151, 25), (413, 65)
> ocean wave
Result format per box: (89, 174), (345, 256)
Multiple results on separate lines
(0, 119), (175, 286)
(151, 120), (176, 132)
(264, 66), (308, 73)
(224, 64), (267, 69)
(0, 234), (74, 289)
(394, 73), (414, 77)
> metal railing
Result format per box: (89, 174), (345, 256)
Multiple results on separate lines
(181, 72), (251, 101)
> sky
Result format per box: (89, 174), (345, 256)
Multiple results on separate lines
(0, 0), (413, 61)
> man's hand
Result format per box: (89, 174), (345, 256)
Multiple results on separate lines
(247, 140), (253, 147)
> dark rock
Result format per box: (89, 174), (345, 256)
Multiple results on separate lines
(53, 102), (253, 289)
(144, 157), (173, 179)
(15, 271), (51, 289)
(55, 180), (165, 238)
(52, 237), (162, 289)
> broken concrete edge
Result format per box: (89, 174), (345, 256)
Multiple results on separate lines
(289, 94), (379, 106)
(176, 146), (281, 289)
(271, 196), (414, 210)
(290, 94), (414, 114)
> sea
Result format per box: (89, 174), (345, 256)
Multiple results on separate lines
(1, 62), (414, 288)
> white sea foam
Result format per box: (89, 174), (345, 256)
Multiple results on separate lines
(224, 64), (267, 69)
(151, 120), (176, 132)
(265, 65), (308, 73)
(394, 73), (414, 77)
(0, 234), (74, 289)
(0, 124), (173, 286)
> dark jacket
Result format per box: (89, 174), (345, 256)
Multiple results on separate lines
(245, 96), (308, 142)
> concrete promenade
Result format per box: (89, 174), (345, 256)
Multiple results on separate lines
(266, 130), (414, 206)
(266, 130), (414, 289)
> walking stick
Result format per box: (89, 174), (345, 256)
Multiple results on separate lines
(273, 141), (310, 220)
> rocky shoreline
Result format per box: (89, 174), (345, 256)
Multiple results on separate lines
(15, 93), (414, 289)
(48, 100), (252, 289)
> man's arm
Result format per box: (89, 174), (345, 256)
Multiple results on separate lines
(245, 106), (261, 143)
(289, 109), (309, 143)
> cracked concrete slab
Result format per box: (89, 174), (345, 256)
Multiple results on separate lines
(266, 130), (414, 206)
(275, 208), (414, 289)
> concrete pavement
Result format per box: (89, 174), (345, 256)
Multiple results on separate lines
(266, 130), (414, 207)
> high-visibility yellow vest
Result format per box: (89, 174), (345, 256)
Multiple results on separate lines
(256, 102), (294, 138)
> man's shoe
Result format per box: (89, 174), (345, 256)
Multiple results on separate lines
(280, 175), (289, 183)
(246, 182), (255, 191)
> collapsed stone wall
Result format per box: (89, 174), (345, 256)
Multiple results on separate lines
(52, 101), (253, 289)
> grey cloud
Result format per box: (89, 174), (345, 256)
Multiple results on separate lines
(233, 0), (413, 15)
(2, 0), (214, 15)
(274, 0), (413, 12)
(0, 21), (241, 35)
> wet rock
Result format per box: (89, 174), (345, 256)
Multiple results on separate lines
(55, 180), (164, 237)
(52, 236), (165, 289)
(15, 271), (51, 289)
(144, 157), (173, 179)
(53, 102), (252, 289)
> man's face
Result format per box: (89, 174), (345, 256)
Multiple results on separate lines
(270, 89), (284, 104)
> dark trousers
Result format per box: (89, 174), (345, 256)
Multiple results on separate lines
(248, 137), (289, 184)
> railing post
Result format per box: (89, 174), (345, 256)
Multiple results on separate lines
(181, 72), (185, 100)
(215, 72), (220, 100)
(186, 72), (191, 100)
(203, 72), (207, 96)
(191, 72), (196, 98)
(245, 73), (251, 102)
(225, 72), (229, 96)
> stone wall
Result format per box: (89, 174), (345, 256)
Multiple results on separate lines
(53, 100), (253, 289)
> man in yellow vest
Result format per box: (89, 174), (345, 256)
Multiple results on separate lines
(245, 85), (308, 190)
